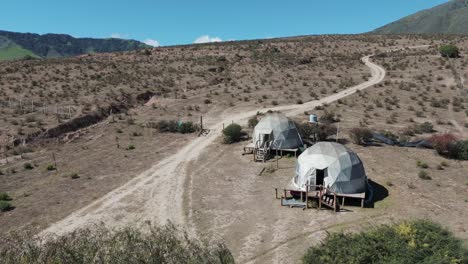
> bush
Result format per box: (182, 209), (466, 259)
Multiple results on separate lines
(248, 116), (259, 128)
(155, 120), (195, 134)
(439, 44), (460, 58)
(155, 120), (179, 133)
(23, 163), (34, 170)
(0, 201), (12, 212)
(303, 220), (466, 264)
(429, 133), (458, 155)
(69, 173), (80, 179)
(349, 128), (373, 145)
(0, 223), (234, 263)
(0, 192), (11, 201)
(178, 122), (195, 134)
(319, 111), (338, 124)
(127, 144), (136, 150)
(448, 140), (468, 160)
(418, 170), (431, 180)
(416, 160), (429, 169)
(223, 123), (242, 144)
(297, 123), (337, 141)
(417, 122), (434, 133)
(46, 164), (56, 171)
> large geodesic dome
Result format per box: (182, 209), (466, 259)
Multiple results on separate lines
(253, 113), (303, 150)
(289, 142), (367, 194)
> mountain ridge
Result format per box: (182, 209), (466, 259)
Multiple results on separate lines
(372, 0), (468, 34)
(0, 30), (150, 61)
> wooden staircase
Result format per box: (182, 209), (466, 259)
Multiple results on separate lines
(320, 194), (340, 212)
(254, 140), (272, 162)
(312, 184), (340, 212)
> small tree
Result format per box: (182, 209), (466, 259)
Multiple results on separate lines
(0, 192), (11, 201)
(0, 201), (12, 212)
(448, 140), (468, 160)
(248, 116), (258, 128)
(319, 111), (338, 124)
(297, 122), (337, 141)
(439, 44), (459, 58)
(429, 133), (458, 155)
(349, 128), (373, 145)
(223, 123), (242, 144)
(316, 124), (338, 141)
(178, 122), (195, 134)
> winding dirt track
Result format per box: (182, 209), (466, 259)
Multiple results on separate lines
(41, 48), (425, 238)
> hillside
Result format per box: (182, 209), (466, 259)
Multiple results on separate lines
(0, 30), (150, 60)
(373, 0), (468, 34)
(0, 34), (467, 263)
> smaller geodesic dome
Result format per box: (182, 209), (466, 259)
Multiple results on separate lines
(253, 113), (303, 150)
(289, 142), (367, 194)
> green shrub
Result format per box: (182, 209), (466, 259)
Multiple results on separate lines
(0, 192), (11, 201)
(155, 120), (179, 133)
(223, 123), (242, 144)
(297, 122), (337, 141)
(154, 120), (195, 134)
(302, 220), (466, 264)
(46, 164), (56, 171)
(416, 160), (429, 169)
(448, 140), (468, 160)
(248, 116), (259, 128)
(0, 223), (234, 263)
(0, 201), (12, 212)
(349, 128), (373, 145)
(418, 170), (431, 180)
(70, 173), (80, 179)
(439, 44), (460, 58)
(127, 144), (136, 150)
(23, 163), (34, 170)
(178, 122), (195, 134)
(417, 122), (434, 133)
(319, 111), (338, 124)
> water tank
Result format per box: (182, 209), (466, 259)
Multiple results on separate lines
(309, 114), (318, 123)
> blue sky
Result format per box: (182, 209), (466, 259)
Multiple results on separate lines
(1, 0), (449, 46)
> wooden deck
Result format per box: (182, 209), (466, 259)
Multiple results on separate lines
(276, 186), (366, 211)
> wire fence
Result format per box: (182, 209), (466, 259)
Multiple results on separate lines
(0, 98), (81, 118)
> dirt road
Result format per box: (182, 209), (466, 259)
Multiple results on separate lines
(40, 48), (422, 238)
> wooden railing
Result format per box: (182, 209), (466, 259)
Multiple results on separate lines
(306, 184), (339, 212)
(275, 183), (340, 212)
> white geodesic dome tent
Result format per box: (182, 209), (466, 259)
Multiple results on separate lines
(253, 113), (303, 150)
(289, 142), (367, 194)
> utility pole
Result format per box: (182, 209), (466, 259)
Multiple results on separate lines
(52, 153), (57, 171)
(336, 122), (340, 143)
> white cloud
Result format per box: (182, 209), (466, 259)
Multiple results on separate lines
(143, 39), (161, 47)
(194, 35), (222, 44)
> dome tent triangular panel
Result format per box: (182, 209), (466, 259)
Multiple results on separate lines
(289, 142), (367, 194)
(252, 113), (303, 150)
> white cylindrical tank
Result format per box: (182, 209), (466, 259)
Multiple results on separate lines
(309, 114), (318, 123)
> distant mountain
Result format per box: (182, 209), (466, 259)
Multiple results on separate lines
(372, 0), (468, 34)
(0, 30), (150, 61)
